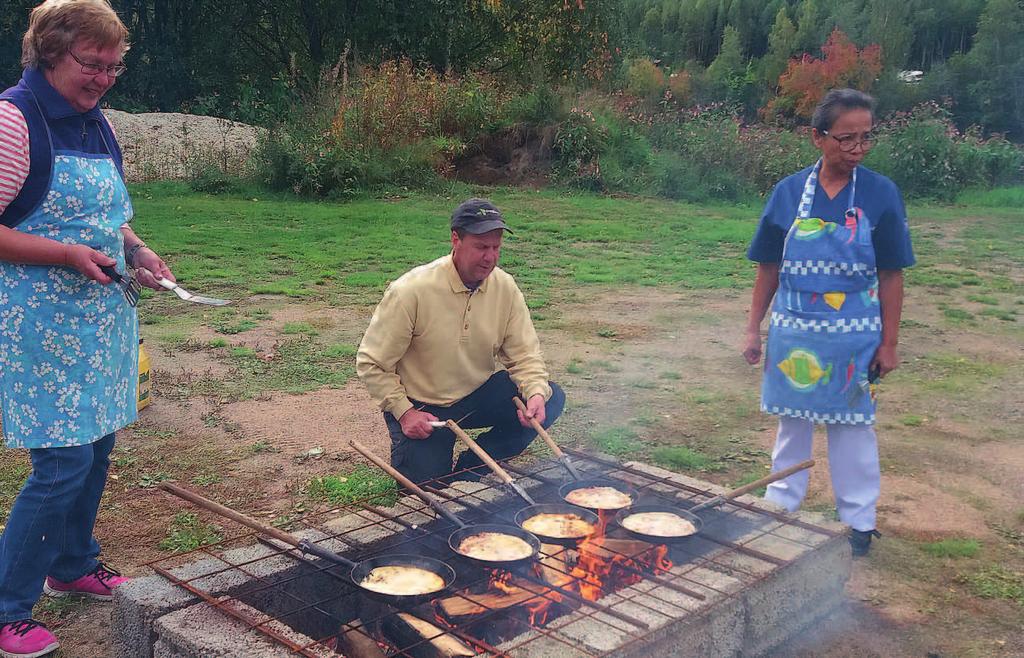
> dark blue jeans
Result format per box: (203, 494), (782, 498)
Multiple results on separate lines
(384, 371), (566, 485)
(0, 433), (115, 623)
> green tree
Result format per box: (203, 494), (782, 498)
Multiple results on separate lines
(866, 0), (915, 69)
(958, 0), (1024, 137)
(761, 6), (797, 92)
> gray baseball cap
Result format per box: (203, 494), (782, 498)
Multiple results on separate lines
(450, 198), (514, 234)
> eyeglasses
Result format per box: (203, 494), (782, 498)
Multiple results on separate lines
(821, 129), (876, 153)
(67, 50), (127, 78)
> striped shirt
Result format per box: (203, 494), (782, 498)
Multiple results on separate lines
(0, 101), (30, 215)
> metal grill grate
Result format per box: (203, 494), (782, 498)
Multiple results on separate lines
(147, 450), (840, 657)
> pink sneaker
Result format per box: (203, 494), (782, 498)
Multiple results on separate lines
(43, 563), (128, 601)
(0, 619), (59, 658)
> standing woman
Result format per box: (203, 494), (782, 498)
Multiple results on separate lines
(742, 89), (915, 557)
(0, 1), (175, 655)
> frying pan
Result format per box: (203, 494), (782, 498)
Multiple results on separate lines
(159, 482), (455, 606)
(511, 397), (638, 511)
(615, 459), (816, 544)
(447, 419), (599, 545)
(349, 441), (542, 568)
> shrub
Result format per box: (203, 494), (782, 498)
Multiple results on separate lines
(866, 102), (1024, 200)
(667, 71), (692, 106)
(625, 58), (666, 105)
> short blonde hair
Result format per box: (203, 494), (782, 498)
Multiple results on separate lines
(21, 0), (129, 70)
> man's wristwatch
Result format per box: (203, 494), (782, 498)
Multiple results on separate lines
(125, 243), (147, 267)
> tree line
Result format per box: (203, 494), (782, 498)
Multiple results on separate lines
(0, 0), (1020, 138)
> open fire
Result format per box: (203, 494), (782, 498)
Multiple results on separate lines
(424, 513), (674, 648)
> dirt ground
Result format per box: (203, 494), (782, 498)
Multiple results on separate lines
(30, 277), (1024, 657)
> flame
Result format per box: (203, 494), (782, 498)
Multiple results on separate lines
(571, 537), (673, 601)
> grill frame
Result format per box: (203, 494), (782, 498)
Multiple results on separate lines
(146, 449), (841, 657)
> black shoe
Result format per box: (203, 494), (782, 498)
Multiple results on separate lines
(849, 528), (881, 557)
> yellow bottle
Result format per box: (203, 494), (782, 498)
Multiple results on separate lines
(137, 338), (152, 412)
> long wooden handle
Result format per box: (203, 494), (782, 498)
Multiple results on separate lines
(348, 440), (465, 528)
(160, 482), (300, 548)
(512, 397), (564, 457)
(728, 459), (815, 499)
(446, 419), (515, 485)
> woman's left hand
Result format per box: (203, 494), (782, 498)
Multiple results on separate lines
(870, 344), (899, 378)
(132, 247), (176, 290)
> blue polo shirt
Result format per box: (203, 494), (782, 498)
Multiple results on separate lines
(747, 165), (915, 270)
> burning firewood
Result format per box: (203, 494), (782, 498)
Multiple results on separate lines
(435, 585), (541, 618)
(336, 621), (386, 658)
(381, 612), (475, 658)
(535, 543), (576, 588)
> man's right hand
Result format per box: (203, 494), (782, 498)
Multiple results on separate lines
(399, 408), (440, 440)
(65, 245), (116, 283)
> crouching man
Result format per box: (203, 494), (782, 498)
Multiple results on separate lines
(356, 198), (565, 484)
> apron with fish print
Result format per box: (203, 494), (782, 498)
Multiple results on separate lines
(0, 123), (138, 448)
(761, 160), (881, 425)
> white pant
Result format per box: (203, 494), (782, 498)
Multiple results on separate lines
(764, 417), (880, 531)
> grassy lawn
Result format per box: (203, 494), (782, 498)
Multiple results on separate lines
(0, 183), (1021, 655)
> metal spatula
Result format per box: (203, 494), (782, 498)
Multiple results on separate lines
(154, 276), (231, 306)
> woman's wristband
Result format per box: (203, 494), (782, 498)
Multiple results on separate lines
(125, 242), (147, 267)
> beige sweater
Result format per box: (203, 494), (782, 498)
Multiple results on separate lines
(356, 254), (552, 419)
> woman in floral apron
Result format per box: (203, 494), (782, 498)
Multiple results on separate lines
(743, 89), (915, 558)
(0, 2), (175, 655)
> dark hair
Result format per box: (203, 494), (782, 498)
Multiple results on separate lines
(810, 89), (876, 132)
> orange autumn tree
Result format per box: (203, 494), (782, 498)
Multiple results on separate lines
(764, 28), (882, 123)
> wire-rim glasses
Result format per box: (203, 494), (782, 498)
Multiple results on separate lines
(821, 129), (876, 153)
(67, 50), (127, 78)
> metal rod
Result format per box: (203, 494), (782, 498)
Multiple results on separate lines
(350, 440), (468, 528)
(447, 419), (537, 505)
(512, 397), (583, 480)
(561, 448), (840, 537)
(514, 571), (650, 630)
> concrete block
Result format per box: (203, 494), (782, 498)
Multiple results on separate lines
(741, 534), (851, 656)
(112, 575), (197, 658)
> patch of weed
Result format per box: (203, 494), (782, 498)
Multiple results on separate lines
(307, 465), (398, 506)
(900, 414), (926, 427)
(226, 338), (356, 396)
(967, 294), (999, 305)
(323, 343), (357, 358)
(732, 469), (771, 496)
(651, 446), (722, 472)
(658, 371), (682, 380)
(231, 346), (257, 357)
(159, 512), (223, 552)
(979, 307), (1017, 321)
(214, 318), (258, 334)
(190, 473), (223, 486)
(589, 427), (644, 457)
(942, 307), (974, 321)
(597, 328), (618, 338)
(566, 358), (585, 375)
(589, 359), (621, 372)
(248, 440), (275, 454)
(282, 321), (319, 336)
(960, 567), (1024, 604)
(138, 472), (171, 488)
(209, 338), (228, 348)
(922, 538), (980, 558)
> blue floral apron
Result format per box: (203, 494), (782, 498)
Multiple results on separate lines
(761, 161), (881, 425)
(0, 147), (138, 448)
